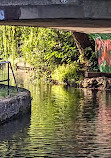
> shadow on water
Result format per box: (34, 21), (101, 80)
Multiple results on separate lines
(0, 114), (31, 158)
(0, 114), (31, 141)
(81, 89), (99, 122)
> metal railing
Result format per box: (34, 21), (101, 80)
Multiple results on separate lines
(0, 61), (18, 95)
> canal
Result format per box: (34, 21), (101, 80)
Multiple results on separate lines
(0, 71), (111, 157)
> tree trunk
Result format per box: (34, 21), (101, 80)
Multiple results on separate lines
(72, 31), (95, 54)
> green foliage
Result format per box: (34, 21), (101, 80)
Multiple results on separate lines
(18, 27), (78, 78)
(0, 25), (107, 84)
(83, 47), (99, 72)
(0, 26), (21, 64)
(0, 26), (80, 81)
(52, 62), (83, 83)
(20, 28), (78, 67)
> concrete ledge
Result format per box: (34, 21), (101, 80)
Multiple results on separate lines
(0, 0), (81, 6)
(0, 5), (84, 20)
(0, 85), (31, 125)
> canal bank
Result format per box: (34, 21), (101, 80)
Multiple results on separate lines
(50, 76), (111, 91)
(0, 84), (31, 125)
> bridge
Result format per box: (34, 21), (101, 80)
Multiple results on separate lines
(0, 0), (111, 33)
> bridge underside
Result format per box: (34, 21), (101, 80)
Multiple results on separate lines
(0, 19), (111, 33)
(0, 0), (111, 33)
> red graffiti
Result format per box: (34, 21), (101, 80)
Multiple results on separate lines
(96, 39), (111, 66)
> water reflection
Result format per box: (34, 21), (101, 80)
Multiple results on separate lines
(0, 114), (31, 158)
(95, 91), (111, 157)
(0, 71), (111, 157)
(0, 114), (30, 141)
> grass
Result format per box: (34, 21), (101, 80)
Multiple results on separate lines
(0, 87), (18, 99)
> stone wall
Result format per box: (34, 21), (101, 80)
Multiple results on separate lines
(80, 77), (111, 90)
(0, 86), (31, 124)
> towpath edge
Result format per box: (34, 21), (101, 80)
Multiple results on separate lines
(0, 85), (31, 125)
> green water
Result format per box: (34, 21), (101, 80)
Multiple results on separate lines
(0, 71), (111, 157)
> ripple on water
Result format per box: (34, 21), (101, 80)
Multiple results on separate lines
(0, 73), (111, 157)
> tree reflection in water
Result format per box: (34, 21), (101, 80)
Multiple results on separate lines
(0, 71), (111, 157)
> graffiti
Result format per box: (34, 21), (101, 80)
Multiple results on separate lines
(0, 10), (4, 20)
(96, 38), (111, 73)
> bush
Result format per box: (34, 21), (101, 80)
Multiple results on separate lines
(52, 62), (83, 83)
